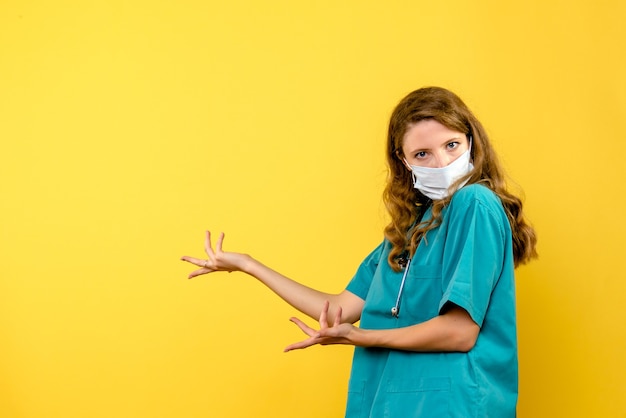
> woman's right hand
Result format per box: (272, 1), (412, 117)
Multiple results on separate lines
(181, 231), (364, 325)
(180, 231), (251, 279)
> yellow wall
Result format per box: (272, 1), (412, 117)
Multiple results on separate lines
(1, 1), (625, 417)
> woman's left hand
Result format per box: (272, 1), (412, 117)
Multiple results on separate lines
(284, 301), (358, 352)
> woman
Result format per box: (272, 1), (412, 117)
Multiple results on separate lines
(181, 86), (537, 417)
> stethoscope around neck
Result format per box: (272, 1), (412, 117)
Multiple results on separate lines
(391, 257), (411, 318)
(391, 201), (431, 318)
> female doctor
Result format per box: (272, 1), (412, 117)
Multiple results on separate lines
(181, 86), (538, 417)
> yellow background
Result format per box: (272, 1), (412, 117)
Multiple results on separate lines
(1, 1), (625, 417)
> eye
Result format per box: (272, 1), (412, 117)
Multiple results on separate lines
(414, 151), (428, 159)
(446, 141), (460, 150)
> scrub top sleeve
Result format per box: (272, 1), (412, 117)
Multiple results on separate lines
(345, 241), (386, 300)
(439, 190), (507, 327)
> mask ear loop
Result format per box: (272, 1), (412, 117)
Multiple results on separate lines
(402, 157), (418, 187)
(396, 148), (416, 188)
(397, 148), (412, 172)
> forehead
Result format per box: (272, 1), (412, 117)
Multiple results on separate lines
(402, 119), (465, 148)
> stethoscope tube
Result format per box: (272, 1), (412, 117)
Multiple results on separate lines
(391, 201), (430, 318)
(391, 258), (411, 318)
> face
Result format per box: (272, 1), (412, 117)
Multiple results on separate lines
(401, 119), (469, 169)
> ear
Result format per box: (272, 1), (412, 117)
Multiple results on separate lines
(396, 150), (412, 171)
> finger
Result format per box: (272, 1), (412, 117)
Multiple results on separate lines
(180, 256), (210, 267)
(187, 267), (211, 279)
(204, 231), (215, 258)
(284, 336), (320, 352)
(289, 317), (318, 337)
(319, 300), (330, 330)
(334, 305), (343, 327)
(215, 232), (225, 253)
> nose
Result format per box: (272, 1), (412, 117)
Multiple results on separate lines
(432, 152), (453, 168)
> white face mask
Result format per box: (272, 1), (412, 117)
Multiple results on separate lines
(404, 149), (473, 200)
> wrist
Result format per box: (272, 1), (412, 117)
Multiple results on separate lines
(239, 254), (257, 275)
(348, 326), (371, 347)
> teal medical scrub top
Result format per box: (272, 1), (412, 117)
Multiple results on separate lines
(345, 184), (517, 418)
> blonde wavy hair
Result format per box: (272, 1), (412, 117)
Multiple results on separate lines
(383, 87), (538, 271)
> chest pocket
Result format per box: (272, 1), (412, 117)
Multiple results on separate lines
(400, 263), (443, 321)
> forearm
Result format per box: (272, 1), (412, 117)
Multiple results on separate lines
(242, 256), (358, 323)
(349, 307), (479, 352)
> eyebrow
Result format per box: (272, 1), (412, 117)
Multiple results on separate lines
(406, 136), (465, 155)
